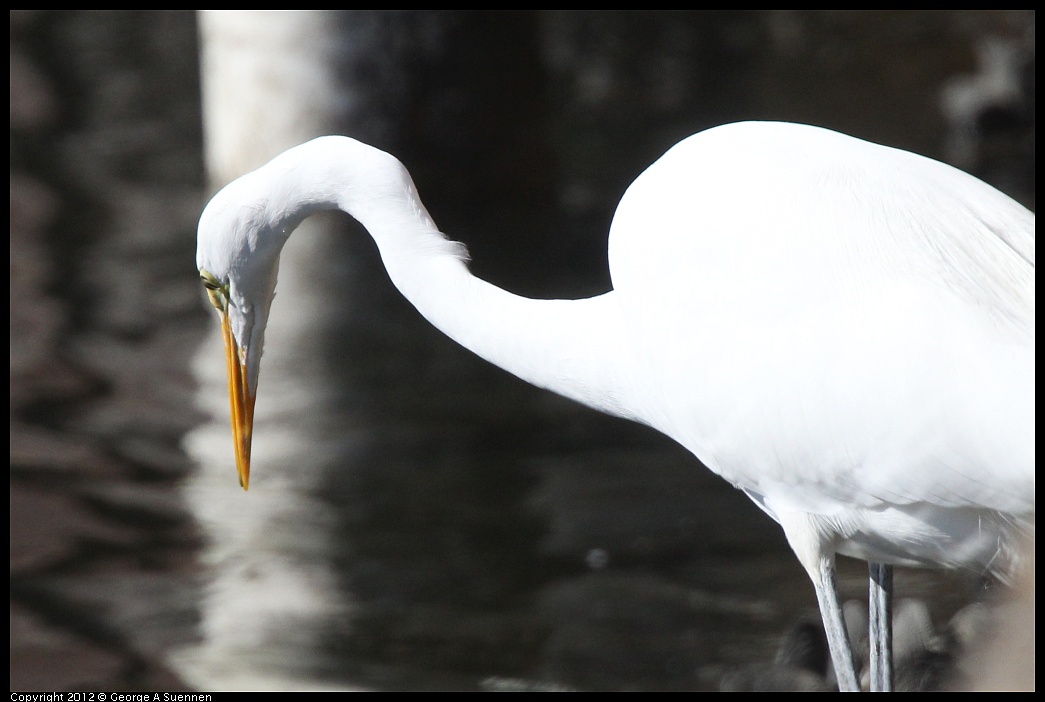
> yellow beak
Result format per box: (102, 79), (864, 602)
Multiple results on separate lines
(221, 307), (256, 489)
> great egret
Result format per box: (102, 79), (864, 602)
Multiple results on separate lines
(196, 121), (1034, 691)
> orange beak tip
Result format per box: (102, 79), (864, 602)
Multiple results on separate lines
(222, 309), (257, 491)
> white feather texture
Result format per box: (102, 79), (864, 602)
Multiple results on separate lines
(196, 121), (1034, 690)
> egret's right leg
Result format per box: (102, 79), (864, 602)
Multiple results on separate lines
(868, 562), (893, 692)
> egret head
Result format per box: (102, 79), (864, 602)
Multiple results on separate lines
(196, 172), (291, 489)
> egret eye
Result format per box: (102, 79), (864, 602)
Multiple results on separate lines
(199, 268), (229, 312)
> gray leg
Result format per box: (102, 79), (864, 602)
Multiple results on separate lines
(868, 562), (893, 692)
(813, 559), (861, 691)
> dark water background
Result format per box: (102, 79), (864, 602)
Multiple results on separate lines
(10, 10), (1034, 691)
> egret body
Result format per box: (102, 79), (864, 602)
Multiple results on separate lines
(196, 121), (1034, 691)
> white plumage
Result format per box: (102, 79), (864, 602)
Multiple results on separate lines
(197, 121), (1034, 690)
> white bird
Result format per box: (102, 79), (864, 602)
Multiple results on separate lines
(196, 121), (1034, 691)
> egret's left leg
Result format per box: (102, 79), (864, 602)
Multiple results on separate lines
(777, 512), (861, 691)
(812, 559), (861, 691)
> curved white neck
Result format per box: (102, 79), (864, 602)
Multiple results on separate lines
(266, 136), (638, 422)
